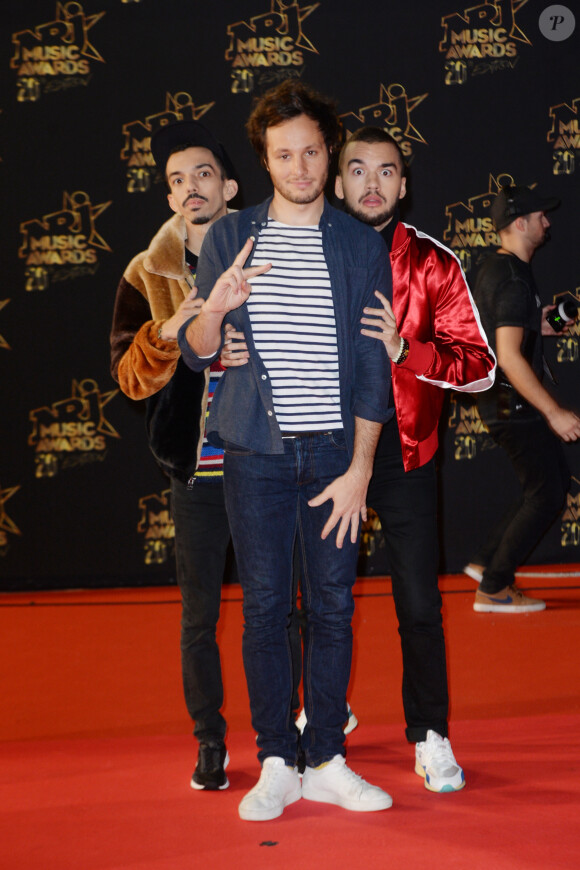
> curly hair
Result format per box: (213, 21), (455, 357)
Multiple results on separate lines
(246, 78), (342, 166)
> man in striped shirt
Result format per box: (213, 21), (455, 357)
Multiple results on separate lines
(178, 80), (394, 821)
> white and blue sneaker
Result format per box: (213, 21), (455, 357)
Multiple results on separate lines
(415, 731), (465, 793)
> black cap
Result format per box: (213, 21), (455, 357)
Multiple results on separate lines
(491, 185), (560, 231)
(151, 120), (237, 181)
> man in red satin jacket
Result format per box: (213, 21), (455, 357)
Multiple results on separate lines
(336, 126), (495, 794)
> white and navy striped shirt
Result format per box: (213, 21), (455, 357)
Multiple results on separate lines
(248, 220), (342, 432)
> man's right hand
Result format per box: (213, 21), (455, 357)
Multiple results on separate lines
(204, 237), (271, 317)
(160, 289), (203, 341)
(546, 406), (580, 442)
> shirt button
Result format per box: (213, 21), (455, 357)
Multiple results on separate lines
(267, 410), (273, 417)
(261, 374), (267, 380)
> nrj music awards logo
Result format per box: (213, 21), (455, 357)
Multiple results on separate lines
(443, 173), (513, 274)
(10, 2), (105, 102)
(439, 0), (531, 85)
(340, 84), (428, 162)
(561, 478), (580, 550)
(19, 191), (111, 291)
(137, 490), (175, 566)
(226, 0), (320, 94)
(121, 93), (215, 194)
(447, 394), (494, 461)
(28, 379), (119, 478)
(548, 97), (580, 176)
(0, 482), (21, 555)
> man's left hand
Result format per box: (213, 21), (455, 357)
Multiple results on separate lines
(308, 468), (368, 549)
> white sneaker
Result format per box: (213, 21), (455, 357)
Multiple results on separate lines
(295, 708), (307, 733)
(344, 705), (359, 735)
(295, 704), (358, 735)
(302, 755), (392, 812)
(238, 757), (301, 821)
(415, 730), (465, 793)
(463, 564), (484, 582)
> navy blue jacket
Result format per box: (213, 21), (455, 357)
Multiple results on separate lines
(178, 197), (394, 457)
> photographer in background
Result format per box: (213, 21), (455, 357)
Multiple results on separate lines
(464, 185), (580, 612)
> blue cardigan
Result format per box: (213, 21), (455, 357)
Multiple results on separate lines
(178, 197), (394, 457)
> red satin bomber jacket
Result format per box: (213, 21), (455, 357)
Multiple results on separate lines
(390, 222), (496, 471)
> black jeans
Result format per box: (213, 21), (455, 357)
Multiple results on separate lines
(367, 419), (448, 743)
(170, 477), (231, 745)
(472, 416), (570, 594)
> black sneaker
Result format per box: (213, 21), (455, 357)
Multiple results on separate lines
(191, 743), (230, 791)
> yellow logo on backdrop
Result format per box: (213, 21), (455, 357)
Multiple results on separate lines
(121, 93), (215, 194)
(226, 0), (319, 94)
(561, 478), (580, 549)
(0, 300), (10, 350)
(19, 191), (111, 290)
(548, 97), (580, 176)
(0, 482), (21, 554)
(439, 0), (530, 85)
(448, 395), (494, 461)
(28, 379), (119, 478)
(137, 490), (175, 566)
(11, 2), (105, 101)
(443, 174), (515, 273)
(340, 84), (428, 162)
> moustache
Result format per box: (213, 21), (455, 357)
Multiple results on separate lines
(359, 192), (386, 204)
(184, 193), (209, 206)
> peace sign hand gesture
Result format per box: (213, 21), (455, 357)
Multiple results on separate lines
(205, 237), (271, 316)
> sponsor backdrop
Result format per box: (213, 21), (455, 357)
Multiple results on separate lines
(1, 1), (578, 590)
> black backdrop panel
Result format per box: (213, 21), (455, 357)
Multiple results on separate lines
(1, 1), (579, 590)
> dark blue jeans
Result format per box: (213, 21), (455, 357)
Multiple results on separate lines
(170, 477), (231, 745)
(223, 431), (358, 768)
(472, 416), (570, 594)
(367, 418), (448, 743)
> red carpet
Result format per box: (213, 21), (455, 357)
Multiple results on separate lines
(1, 569), (579, 868)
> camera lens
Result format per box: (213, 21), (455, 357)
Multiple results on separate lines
(546, 296), (579, 332)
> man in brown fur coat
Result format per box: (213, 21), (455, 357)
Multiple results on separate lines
(110, 120), (238, 791)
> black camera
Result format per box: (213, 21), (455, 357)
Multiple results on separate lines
(545, 295), (579, 333)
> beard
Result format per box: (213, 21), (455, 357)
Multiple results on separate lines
(272, 173), (327, 207)
(342, 198), (397, 228)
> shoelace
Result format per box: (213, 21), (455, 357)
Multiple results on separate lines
(425, 737), (457, 769)
(331, 759), (368, 796)
(199, 746), (223, 771)
(255, 762), (289, 793)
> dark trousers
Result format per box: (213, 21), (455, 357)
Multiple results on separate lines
(367, 419), (448, 743)
(224, 431), (357, 767)
(170, 477), (231, 745)
(473, 417), (570, 594)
